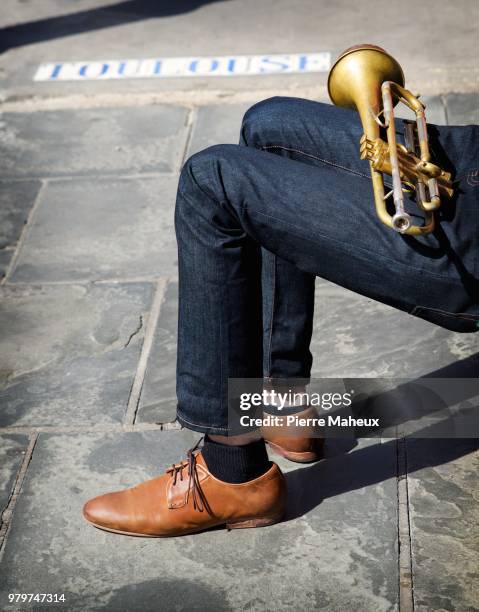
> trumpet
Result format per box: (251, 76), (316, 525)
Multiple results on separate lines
(327, 44), (454, 235)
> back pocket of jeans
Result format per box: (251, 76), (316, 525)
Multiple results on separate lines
(411, 306), (479, 333)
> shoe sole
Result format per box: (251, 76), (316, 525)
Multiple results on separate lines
(266, 440), (323, 464)
(84, 514), (283, 537)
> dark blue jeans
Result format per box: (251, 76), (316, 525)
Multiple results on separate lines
(175, 97), (479, 434)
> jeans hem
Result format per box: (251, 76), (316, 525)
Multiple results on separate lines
(176, 409), (231, 435)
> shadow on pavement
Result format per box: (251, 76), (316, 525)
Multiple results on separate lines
(284, 437), (479, 521)
(0, 0), (229, 52)
(284, 351), (479, 521)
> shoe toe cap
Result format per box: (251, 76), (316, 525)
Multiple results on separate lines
(83, 492), (123, 530)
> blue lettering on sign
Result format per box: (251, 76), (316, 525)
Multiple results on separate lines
(49, 63), (63, 79)
(78, 63), (109, 78)
(188, 59), (220, 74)
(298, 55), (308, 71)
(260, 57), (291, 73)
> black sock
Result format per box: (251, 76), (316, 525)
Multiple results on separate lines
(202, 436), (272, 484)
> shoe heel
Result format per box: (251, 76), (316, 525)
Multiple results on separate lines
(266, 440), (324, 464)
(226, 515), (283, 530)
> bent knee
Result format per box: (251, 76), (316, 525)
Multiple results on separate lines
(180, 144), (235, 182)
(178, 144), (242, 203)
(243, 96), (292, 123)
(241, 96), (332, 145)
(241, 96), (291, 143)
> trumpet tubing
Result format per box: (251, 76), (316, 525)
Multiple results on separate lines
(327, 44), (454, 236)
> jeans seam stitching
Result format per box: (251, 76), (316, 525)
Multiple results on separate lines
(220, 247), (225, 418)
(266, 253), (276, 378)
(249, 208), (469, 283)
(176, 409), (230, 432)
(413, 306), (479, 321)
(261, 145), (372, 180)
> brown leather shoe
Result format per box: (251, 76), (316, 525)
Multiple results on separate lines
(83, 442), (286, 537)
(262, 406), (325, 463)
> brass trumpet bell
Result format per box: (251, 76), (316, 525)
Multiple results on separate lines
(328, 44), (404, 112)
(327, 44), (453, 235)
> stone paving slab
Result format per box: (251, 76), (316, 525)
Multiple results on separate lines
(0, 180), (40, 249)
(406, 438), (479, 611)
(0, 282), (153, 427)
(444, 93), (479, 126)
(188, 103), (253, 157)
(0, 106), (188, 178)
(10, 176), (178, 282)
(310, 279), (479, 379)
(0, 430), (398, 611)
(0, 434), (29, 517)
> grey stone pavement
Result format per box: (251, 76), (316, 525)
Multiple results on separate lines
(1, 1), (479, 611)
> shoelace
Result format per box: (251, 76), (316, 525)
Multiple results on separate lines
(166, 438), (212, 515)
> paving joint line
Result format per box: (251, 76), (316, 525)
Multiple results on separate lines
(0, 433), (38, 557)
(124, 277), (169, 426)
(180, 107), (198, 167)
(1, 276), (175, 287)
(7, 170), (180, 183)
(440, 94), (450, 126)
(0, 421), (182, 435)
(0, 87), (329, 113)
(397, 436), (414, 612)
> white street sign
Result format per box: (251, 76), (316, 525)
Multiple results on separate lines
(34, 52), (331, 81)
